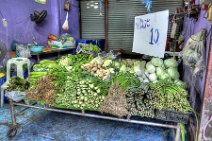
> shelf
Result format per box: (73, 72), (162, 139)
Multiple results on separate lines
(13, 102), (178, 129)
(31, 47), (76, 63)
(165, 51), (181, 56)
(31, 47), (76, 55)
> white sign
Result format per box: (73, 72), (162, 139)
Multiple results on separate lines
(132, 10), (169, 58)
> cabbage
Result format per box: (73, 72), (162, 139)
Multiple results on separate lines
(167, 67), (180, 80)
(151, 58), (163, 67)
(156, 67), (165, 77)
(159, 73), (169, 80)
(146, 62), (156, 74)
(149, 73), (157, 82)
(164, 58), (178, 68)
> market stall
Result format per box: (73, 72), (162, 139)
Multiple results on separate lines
(4, 48), (193, 141)
(0, 0), (211, 141)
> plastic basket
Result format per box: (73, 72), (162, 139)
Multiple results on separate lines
(155, 110), (191, 124)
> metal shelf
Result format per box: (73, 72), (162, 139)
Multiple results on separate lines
(7, 100), (181, 141)
(165, 51), (181, 56)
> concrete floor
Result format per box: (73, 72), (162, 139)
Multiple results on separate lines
(0, 104), (174, 141)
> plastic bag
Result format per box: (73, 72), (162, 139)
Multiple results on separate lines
(5, 91), (26, 102)
(16, 44), (31, 58)
(181, 29), (206, 77)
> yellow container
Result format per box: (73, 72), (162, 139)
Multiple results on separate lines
(0, 73), (5, 78)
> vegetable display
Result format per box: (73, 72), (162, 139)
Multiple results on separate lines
(126, 83), (155, 118)
(82, 57), (112, 80)
(33, 60), (58, 72)
(29, 71), (47, 86)
(56, 72), (107, 110)
(78, 43), (101, 54)
(7, 76), (30, 92)
(137, 57), (184, 88)
(150, 80), (191, 113)
(111, 72), (140, 90)
(25, 52), (192, 122)
(26, 75), (57, 105)
(99, 83), (129, 118)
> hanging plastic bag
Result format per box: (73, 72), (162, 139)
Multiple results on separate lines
(141, 0), (152, 12)
(181, 29), (206, 77)
(62, 12), (69, 31)
(16, 44), (31, 58)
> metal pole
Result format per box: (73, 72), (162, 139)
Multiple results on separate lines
(9, 100), (17, 125)
(104, 0), (109, 52)
(174, 124), (181, 141)
(14, 102), (178, 129)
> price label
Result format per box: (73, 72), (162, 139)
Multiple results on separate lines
(132, 10), (169, 58)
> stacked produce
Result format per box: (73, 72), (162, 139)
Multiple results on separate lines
(137, 57), (186, 88)
(56, 72), (108, 110)
(33, 60), (58, 72)
(78, 43), (101, 54)
(99, 83), (129, 118)
(26, 75), (57, 105)
(29, 71), (47, 86)
(111, 72), (140, 90)
(126, 84), (155, 118)
(82, 57), (114, 80)
(25, 51), (192, 122)
(58, 53), (93, 72)
(6, 76), (30, 92)
(150, 80), (191, 113)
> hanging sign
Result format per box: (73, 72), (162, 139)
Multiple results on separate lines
(132, 10), (169, 58)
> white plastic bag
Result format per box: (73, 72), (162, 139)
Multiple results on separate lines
(5, 91), (26, 102)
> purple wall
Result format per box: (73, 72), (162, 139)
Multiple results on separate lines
(183, 10), (211, 102)
(0, 0), (79, 54)
(183, 6), (211, 140)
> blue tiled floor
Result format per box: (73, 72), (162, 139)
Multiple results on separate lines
(0, 104), (174, 141)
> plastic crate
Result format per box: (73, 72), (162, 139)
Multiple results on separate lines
(155, 110), (191, 124)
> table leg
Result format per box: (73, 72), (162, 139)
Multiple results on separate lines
(175, 124), (181, 141)
(1, 88), (4, 108)
(7, 99), (21, 138)
(37, 54), (40, 63)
